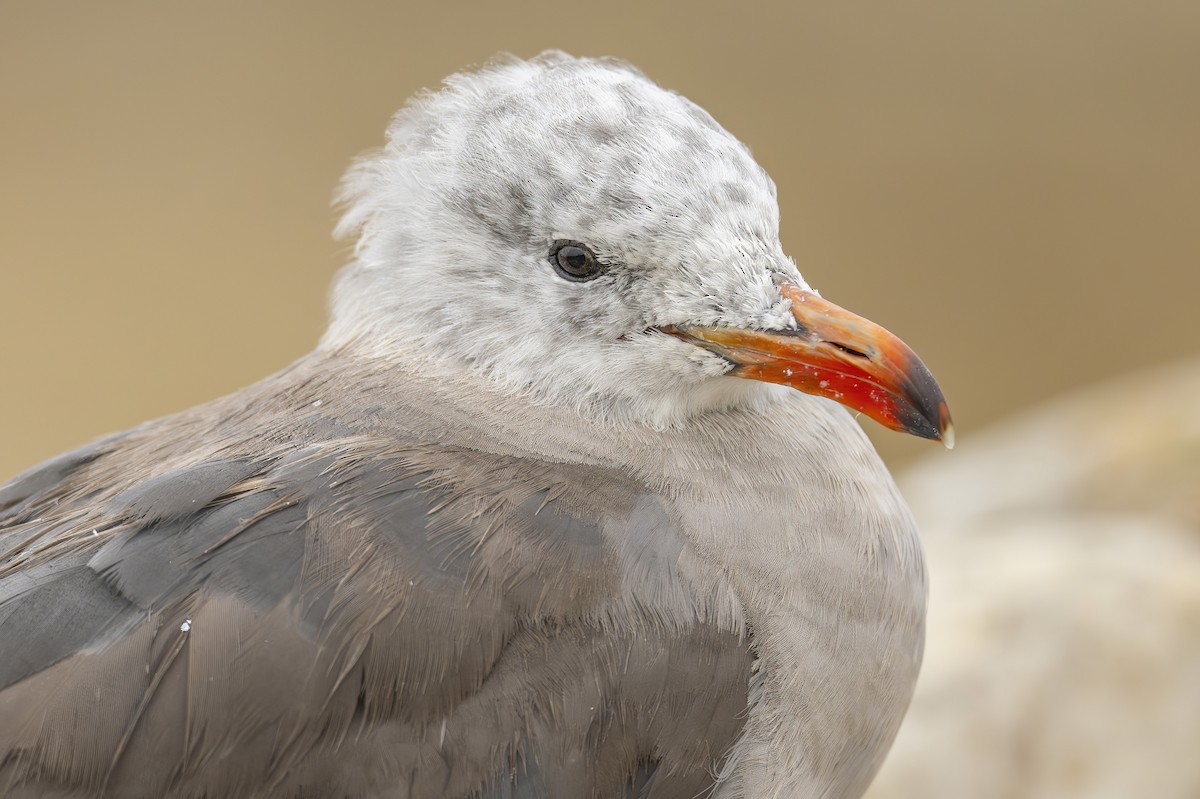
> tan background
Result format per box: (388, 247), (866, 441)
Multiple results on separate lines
(1, 1), (1197, 478)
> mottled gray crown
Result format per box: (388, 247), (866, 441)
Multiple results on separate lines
(337, 51), (781, 270)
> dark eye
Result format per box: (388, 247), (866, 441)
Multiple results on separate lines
(550, 241), (602, 281)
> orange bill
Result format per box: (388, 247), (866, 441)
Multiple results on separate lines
(667, 282), (954, 446)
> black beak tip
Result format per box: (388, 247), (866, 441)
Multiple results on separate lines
(899, 360), (954, 447)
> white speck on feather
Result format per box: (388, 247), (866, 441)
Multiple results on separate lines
(180, 619), (192, 632)
(312, 399), (323, 407)
(90, 529), (98, 537)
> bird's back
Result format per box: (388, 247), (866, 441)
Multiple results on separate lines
(0, 354), (751, 798)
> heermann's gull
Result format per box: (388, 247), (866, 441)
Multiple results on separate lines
(0, 53), (951, 799)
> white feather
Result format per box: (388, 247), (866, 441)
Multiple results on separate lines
(322, 51), (811, 428)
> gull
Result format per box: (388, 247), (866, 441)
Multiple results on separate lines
(0, 52), (951, 799)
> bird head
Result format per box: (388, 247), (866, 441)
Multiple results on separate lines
(325, 52), (952, 445)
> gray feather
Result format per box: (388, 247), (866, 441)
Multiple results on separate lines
(0, 356), (750, 797)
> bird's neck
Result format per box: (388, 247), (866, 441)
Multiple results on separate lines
(653, 401), (927, 799)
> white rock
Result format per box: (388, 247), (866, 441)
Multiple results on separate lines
(867, 358), (1200, 799)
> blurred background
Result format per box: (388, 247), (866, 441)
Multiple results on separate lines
(2, 2), (1197, 796)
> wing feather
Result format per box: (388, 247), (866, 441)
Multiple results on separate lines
(0, 403), (749, 798)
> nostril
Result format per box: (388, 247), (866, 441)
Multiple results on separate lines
(826, 341), (871, 359)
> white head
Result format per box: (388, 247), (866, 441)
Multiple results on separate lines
(325, 52), (951, 441)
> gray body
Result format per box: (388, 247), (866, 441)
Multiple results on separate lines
(0, 353), (923, 798)
(0, 53), (930, 798)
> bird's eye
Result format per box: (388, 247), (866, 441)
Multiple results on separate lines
(550, 241), (602, 282)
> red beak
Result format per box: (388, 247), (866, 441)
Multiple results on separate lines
(666, 282), (954, 446)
